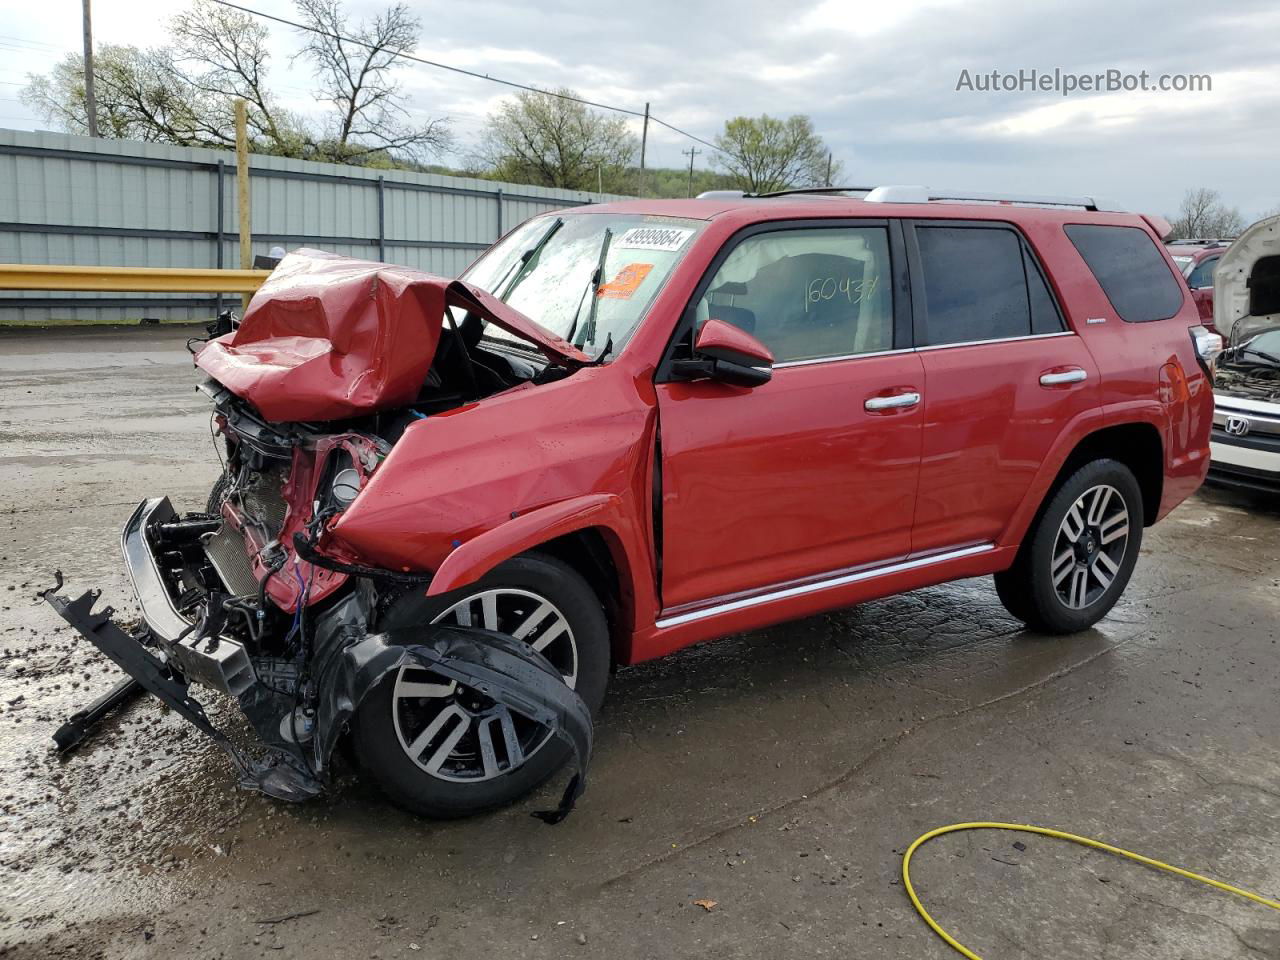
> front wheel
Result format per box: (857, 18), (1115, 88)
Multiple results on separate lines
(351, 553), (610, 818)
(994, 459), (1143, 634)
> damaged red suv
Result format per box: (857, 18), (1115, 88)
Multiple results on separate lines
(48, 186), (1217, 819)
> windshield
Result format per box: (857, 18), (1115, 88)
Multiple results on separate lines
(463, 213), (705, 360)
(1171, 255), (1194, 274)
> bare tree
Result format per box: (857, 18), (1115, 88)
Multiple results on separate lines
(168, 0), (307, 154)
(712, 115), (840, 194)
(1168, 187), (1245, 241)
(293, 0), (451, 162)
(21, 0), (449, 166)
(476, 89), (637, 191)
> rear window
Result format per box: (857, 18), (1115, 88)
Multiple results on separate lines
(1065, 224), (1184, 323)
(915, 225), (1064, 346)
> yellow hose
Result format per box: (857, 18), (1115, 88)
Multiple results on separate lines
(903, 822), (1280, 959)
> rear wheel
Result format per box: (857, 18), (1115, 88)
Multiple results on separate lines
(994, 459), (1143, 634)
(352, 553), (610, 818)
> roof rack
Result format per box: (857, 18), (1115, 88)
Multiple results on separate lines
(696, 184), (1126, 212)
(862, 185), (1124, 211)
(754, 186), (876, 198)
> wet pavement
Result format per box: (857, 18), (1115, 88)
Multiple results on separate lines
(1, 325), (1278, 959)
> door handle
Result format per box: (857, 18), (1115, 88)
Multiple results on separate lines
(864, 391), (921, 411)
(1039, 368), (1087, 387)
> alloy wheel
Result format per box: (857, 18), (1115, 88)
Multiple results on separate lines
(390, 588), (578, 783)
(1051, 484), (1130, 610)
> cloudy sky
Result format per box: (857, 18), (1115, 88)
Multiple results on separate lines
(2, 0), (1277, 217)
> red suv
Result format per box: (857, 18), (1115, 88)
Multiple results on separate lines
(48, 186), (1218, 819)
(1167, 239), (1232, 328)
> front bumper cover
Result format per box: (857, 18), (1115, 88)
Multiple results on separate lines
(44, 497), (594, 820)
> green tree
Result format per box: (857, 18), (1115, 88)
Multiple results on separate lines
(475, 89), (637, 192)
(713, 114), (840, 194)
(21, 45), (210, 144)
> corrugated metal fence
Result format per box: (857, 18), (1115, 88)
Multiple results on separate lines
(0, 129), (623, 324)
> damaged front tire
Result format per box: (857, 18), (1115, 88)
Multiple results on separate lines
(351, 553), (610, 818)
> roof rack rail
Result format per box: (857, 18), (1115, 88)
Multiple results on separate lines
(697, 184), (1128, 212)
(863, 185), (1125, 211)
(753, 186), (876, 198)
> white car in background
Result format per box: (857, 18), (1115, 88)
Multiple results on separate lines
(1210, 215), (1280, 493)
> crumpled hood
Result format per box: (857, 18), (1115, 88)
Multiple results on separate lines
(195, 249), (590, 423)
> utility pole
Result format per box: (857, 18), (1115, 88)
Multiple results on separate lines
(682, 147), (701, 197)
(81, 0), (99, 137)
(638, 101), (650, 197)
(825, 151), (832, 187)
(235, 99), (252, 313)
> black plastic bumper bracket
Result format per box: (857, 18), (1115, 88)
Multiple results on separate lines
(44, 583), (321, 802)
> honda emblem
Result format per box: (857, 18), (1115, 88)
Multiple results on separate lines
(1224, 415), (1251, 437)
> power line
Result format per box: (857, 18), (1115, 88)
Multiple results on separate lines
(653, 117), (719, 153)
(207, 0), (724, 155)
(0, 34), (62, 51)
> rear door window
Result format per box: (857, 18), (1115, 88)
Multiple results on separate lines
(1064, 223), (1185, 322)
(913, 224), (1063, 346)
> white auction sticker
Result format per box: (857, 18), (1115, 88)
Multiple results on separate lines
(614, 226), (695, 252)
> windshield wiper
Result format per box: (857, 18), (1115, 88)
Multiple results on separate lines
(498, 217), (564, 301)
(1234, 345), (1280, 366)
(566, 228), (612, 349)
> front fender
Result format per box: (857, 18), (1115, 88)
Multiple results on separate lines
(426, 493), (622, 596)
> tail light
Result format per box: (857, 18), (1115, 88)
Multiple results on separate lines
(1189, 324), (1224, 383)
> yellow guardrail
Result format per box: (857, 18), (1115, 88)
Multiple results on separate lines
(0, 264), (270, 294)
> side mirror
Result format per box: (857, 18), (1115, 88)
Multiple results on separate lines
(675, 317), (773, 388)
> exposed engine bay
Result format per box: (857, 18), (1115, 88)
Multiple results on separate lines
(44, 251), (595, 820)
(1215, 347), (1280, 404)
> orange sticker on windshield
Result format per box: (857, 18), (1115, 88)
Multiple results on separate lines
(597, 263), (654, 300)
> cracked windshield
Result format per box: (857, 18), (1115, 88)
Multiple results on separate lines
(464, 213), (705, 359)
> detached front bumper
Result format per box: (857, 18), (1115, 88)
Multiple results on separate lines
(45, 497), (594, 817)
(122, 497), (256, 697)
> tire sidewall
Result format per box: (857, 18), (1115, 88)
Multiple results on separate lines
(352, 553), (609, 818)
(1027, 459), (1144, 632)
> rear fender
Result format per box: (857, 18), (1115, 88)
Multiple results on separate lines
(999, 403), (1169, 548)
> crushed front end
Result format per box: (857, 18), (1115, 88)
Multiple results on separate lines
(45, 250), (593, 816)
